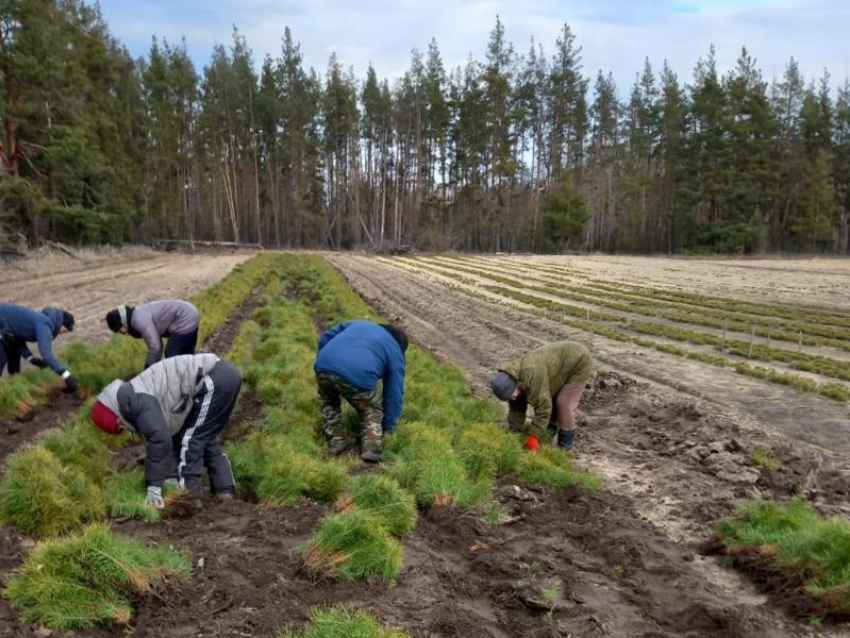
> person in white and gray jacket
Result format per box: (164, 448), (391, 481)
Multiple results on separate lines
(105, 300), (200, 369)
(90, 353), (241, 509)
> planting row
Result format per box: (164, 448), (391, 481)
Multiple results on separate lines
(394, 257), (849, 401)
(436, 256), (850, 347)
(227, 255), (599, 582)
(455, 255), (850, 330)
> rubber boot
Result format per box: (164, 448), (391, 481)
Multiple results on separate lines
(360, 437), (383, 464)
(557, 429), (576, 451)
(328, 436), (357, 456)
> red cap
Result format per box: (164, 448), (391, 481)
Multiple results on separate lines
(525, 434), (539, 452)
(91, 401), (122, 435)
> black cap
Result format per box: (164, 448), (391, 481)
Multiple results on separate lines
(105, 309), (122, 333)
(381, 324), (408, 354)
(62, 311), (75, 332)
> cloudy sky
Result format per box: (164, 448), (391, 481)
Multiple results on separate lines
(97, 0), (849, 92)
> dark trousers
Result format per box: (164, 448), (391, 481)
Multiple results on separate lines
(174, 360), (241, 496)
(165, 329), (199, 358)
(0, 338), (24, 376)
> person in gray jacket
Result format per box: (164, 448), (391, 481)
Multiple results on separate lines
(105, 300), (200, 369)
(90, 353), (241, 509)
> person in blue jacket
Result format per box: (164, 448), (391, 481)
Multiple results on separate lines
(314, 321), (408, 463)
(0, 304), (77, 392)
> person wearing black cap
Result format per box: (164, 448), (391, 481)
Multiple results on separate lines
(0, 303), (77, 391)
(105, 300), (200, 369)
(314, 321), (408, 463)
(490, 341), (594, 451)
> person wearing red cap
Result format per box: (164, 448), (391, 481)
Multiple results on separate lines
(91, 353), (242, 509)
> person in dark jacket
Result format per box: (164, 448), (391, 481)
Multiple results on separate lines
(314, 321), (408, 463)
(90, 353), (241, 509)
(105, 300), (200, 369)
(0, 303), (77, 391)
(490, 341), (594, 452)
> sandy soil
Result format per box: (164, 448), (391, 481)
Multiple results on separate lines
(0, 248), (252, 346)
(500, 254), (850, 310)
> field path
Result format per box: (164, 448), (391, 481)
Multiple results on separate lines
(0, 249), (252, 346)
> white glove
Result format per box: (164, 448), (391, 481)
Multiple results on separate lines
(146, 486), (165, 509)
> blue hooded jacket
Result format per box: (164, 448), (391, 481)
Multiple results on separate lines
(314, 321), (406, 432)
(0, 304), (68, 374)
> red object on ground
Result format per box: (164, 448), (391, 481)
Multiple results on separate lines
(525, 434), (539, 451)
(91, 401), (122, 435)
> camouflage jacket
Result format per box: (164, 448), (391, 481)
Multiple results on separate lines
(501, 341), (593, 435)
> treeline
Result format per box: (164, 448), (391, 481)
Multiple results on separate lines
(1, 2), (849, 254)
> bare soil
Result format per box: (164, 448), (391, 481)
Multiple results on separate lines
(0, 248), (252, 347)
(7, 481), (807, 638)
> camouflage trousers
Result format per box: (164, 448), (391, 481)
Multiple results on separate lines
(316, 372), (383, 453)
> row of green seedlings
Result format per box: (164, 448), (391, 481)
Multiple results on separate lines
(715, 497), (850, 620)
(453, 255), (850, 331)
(432, 256), (850, 347)
(0, 253), (277, 419)
(423, 256), (850, 369)
(226, 254), (599, 583)
(0, 254), (278, 630)
(398, 258), (849, 401)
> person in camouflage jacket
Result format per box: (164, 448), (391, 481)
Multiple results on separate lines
(490, 341), (594, 451)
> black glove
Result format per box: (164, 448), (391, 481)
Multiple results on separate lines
(28, 356), (47, 369)
(64, 375), (79, 393)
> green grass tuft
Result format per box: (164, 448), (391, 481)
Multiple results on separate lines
(0, 445), (107, 537)
(104, 469), (180, 522)
(302, 509), (404, 581)
(455, 422), (523, 481)
(750, 446), (781, 471)
(341, 475), (417, 536)
(279, 606), (411, 638)
(4, 523), (190, 629)
(516, 446), (601, 491)
(716, 497), (850, 614)
(231, 432), (349, 506)
(386, 422), (488, 507)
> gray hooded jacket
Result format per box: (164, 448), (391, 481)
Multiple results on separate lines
(97, 353), (220, 486)
(123, 300), (200, 368)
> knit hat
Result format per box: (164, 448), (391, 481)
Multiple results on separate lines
(490, 371), (517, 401)
(105, 308), (123, 333)
(62, 311), (75, 332)
(91, 400), (122, 435)
(381, 324), (409, 354)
